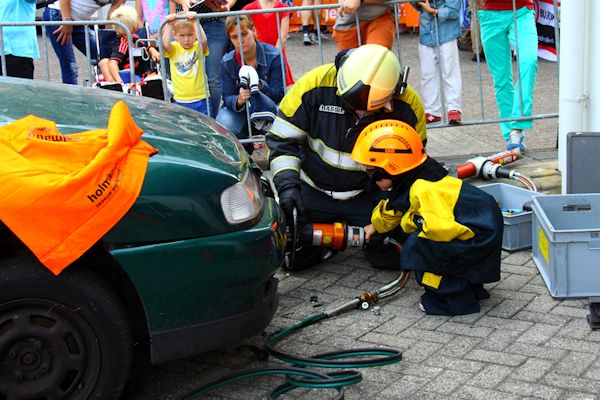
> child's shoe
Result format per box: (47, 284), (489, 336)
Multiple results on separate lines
(447, 110), (462, 125)
(506, 129), (526, 153)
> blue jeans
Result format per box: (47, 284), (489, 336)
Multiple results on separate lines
(175, 99), (209, 115)
(216, 107), (251, 139)
(44, 7), (98, 85)
(202, 19), (228, 118)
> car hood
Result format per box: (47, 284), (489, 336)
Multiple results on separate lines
(0, 78), (252, 243)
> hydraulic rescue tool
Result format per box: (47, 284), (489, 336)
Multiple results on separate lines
(452, 148), (539, 192)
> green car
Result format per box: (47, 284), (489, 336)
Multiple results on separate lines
(0, 78), (286, 399)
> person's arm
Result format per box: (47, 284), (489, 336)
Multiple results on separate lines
(161, 13), (176, 53)
(54, 0), (73, 46)
(277, 15), (290, 49)
(221, 58), (245, 111)
(135, 0), (145, 27)
(187, 12), (209, 53)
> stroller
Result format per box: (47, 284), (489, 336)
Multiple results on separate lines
(94, 24), (171, 100)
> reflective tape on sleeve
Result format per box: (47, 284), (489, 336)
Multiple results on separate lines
(270, 155), (301, 177)
(269, 117), (306, 141)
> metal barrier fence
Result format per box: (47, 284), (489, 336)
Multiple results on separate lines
(0, 0), (560, 140)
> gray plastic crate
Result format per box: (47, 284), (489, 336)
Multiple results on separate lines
(479, 183), (542, 251)
(532, 194), (600, 298)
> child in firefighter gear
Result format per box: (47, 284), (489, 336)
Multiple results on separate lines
(266, 44), (427, 270)
(351, 120), (503, 315)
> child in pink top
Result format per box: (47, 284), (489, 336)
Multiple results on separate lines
(243, 0), (294, 86)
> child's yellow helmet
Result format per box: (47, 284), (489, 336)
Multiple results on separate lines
(336, 44), (401, 111)
(351, 119), (427, 175)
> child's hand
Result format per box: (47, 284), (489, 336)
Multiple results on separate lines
(166, 13), (177, 23)
(148, 47), (160, 63)
(364, 224), (376, 242)
(186, 11), (197, 20)
(418, 0), (436, 14)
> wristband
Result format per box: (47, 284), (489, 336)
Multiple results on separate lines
(63, 17), (74, 21)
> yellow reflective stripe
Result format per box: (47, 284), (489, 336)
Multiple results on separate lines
(421, 272), (442, 289)
(307, 136), (364, 171)
(269, 117), (306, 141)
(270, 155), (301, 178)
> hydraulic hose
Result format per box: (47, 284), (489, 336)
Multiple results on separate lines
(181, 272), (409, 399)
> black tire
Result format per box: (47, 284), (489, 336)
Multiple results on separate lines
(0, 256), (132, 400)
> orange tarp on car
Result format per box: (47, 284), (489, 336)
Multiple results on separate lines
(0, 101), (157, 275)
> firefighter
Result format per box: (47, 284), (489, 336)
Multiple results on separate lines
(351, 120), (503, 315)
(266, 44), (427, 270)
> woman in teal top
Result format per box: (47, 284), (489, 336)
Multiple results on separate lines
(0, 0), (39, 79)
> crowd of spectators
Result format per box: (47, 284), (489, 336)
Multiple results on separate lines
(1, 0), (539, 152)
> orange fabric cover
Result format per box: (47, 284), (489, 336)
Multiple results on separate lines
(0, 101), (158, 275)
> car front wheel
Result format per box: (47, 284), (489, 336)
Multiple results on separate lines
(0, 257), (132, 400)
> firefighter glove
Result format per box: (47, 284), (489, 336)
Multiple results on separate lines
(278, 186), (306, 225)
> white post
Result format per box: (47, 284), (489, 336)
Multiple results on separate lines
(558, 0), (589, 192)
(587, 3), (600, 140)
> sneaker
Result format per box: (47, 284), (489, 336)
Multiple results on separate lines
(506, 129), (526, 153)
(425, 113), (442, 125)
(447, 110), (462, 125)
(418, 302), (426, 313)
(309, 32), (328, 43)
(303, 32), (313, 45)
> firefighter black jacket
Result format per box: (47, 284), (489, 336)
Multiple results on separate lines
(371, 157), (503, 284)
(265, 63), (426, 196)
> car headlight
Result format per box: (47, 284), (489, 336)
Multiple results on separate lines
(220, 169), (265, 224)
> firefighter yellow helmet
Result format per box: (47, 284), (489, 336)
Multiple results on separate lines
(351, 119), (427, 175)
(336, 44), (401, 111)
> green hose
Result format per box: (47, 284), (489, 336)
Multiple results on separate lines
(181, 306), (403, 399)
